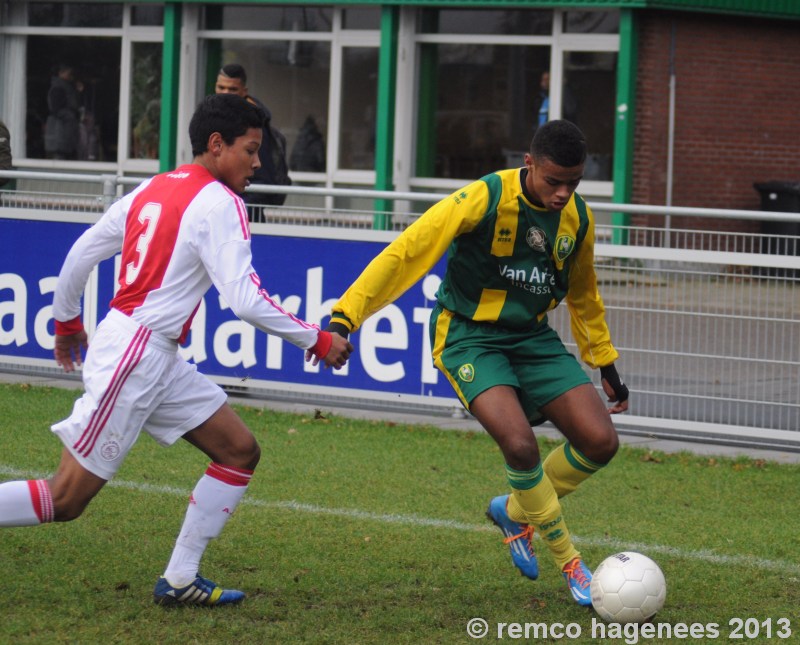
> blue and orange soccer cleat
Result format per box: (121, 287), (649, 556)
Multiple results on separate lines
(153, 574), (246, 607)
(486, 495), (539, 580)
(562, 557), (593, 606)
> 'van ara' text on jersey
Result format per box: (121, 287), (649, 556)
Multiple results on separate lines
(499, 263), (555, 295)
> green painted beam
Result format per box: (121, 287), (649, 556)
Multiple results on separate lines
(159, 3), (181, 172)
(373, 6), (399, 230)
(415, 10), (438, 179)
(163, 0), (800, 20)
(611, 7), (637, 245)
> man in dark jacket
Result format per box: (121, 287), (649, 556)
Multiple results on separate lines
(215, 63), (290, 218)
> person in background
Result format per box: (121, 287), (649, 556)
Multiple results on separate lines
(324, 120), (628, 607)
(533, 71), (578, 132)
(44, 64), (83, 160)
(0, 118), (12, 187)
(290, 115), (326, 172)
(0, 93), (352, 607)
(215, 63), (291, 218)
(132, 99), (161, 159)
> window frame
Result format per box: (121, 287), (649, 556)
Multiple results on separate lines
(394, 7), (619, 198)
(188, 5), (381, 192)
(0, 3), (164, 173)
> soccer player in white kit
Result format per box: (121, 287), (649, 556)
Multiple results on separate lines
(0, 93), (353, 606)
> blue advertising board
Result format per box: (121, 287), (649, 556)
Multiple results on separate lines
(0, 214), (459, 408)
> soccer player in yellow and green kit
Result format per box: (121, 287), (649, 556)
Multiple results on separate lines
(323, 120), (629, 606)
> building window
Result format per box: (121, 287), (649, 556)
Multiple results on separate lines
(564, 10), (619, 34)
(403, 7), (619, 192)
(130, 42), (162, 160)
(0, 2), (162, 171)
(416, 42), (549, 180)
(204, 37), (332, 175)
(199, 5), (380, 185)
(339, 47), (378, 170)
(417, 8), (552, 36)
(131, 5), (164, 27)
(28, 2), (122, 28)
(562, 50), (617, 181)
(202, 5), (333, 32)
(26, 35), (121, 161)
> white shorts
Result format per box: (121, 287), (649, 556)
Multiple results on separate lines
(52, 308), (228, 480)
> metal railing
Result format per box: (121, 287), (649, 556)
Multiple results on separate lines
(1, 169), (799, 450)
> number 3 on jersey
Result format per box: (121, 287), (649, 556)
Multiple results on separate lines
(125, 202), (162, 285)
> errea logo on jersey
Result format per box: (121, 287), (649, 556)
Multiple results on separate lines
(496, 227), (513, 243)
(167, 171), (190, 179)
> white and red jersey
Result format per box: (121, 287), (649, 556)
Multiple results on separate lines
(53, 163), (321, 349)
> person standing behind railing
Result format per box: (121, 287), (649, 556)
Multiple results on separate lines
(215, 63), (291, 220)
(44, 64), (83, 160)
(0, 118), (12, 190)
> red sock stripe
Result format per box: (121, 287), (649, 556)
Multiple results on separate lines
(27, 479), (54, 523)
(205, 462), (253, 486)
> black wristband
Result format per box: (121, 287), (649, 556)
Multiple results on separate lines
(325, 321), (350, 339)
(600, 364), (629, 403)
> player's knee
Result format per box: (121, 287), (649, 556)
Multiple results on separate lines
(230, 433), (261, 471)
(502, 436), (541, 470)
(46, 476), (97, 522)
(245, 439), (261, 470)
(584, 428), (619, 465)
(51, 495), (90, 522)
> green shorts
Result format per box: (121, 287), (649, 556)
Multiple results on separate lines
(429, 305), (590, 425)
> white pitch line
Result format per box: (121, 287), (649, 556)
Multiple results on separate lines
(2, 464), (798, 576)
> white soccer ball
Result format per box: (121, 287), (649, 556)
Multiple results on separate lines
(590, 551), (667, 624)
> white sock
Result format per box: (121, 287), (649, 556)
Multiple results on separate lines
(162, 463), (252, 587)
(0, 480), (54, 526)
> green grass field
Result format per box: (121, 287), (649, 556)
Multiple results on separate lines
(1, 382), (799, 644)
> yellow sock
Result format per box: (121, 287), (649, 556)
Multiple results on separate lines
(505, 464), (580, 569)
(543, 442), (606, 498)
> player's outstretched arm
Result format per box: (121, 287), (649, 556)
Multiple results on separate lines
(54, 330), (89, 373)
(600, 363), (629, 414)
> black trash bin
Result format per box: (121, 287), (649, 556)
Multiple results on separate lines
(754, 181), (800, 265)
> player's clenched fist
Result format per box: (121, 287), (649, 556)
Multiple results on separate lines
(54, 330), (88, 373)
(324, 332), (353, 369)
(305, 328), (353, 369)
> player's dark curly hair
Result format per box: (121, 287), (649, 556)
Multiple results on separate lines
(189, 94), (265, 156)
(530, 119), (587, 168)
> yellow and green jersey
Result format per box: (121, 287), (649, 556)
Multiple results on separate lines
(331, 168), (618, 369)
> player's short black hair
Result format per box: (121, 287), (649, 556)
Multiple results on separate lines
(189, 93), (265, 156)
(219, 63), (247, 85)
(530, 120), (587, 168)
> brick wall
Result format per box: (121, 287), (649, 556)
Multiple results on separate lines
(632, 10), (800, 235)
